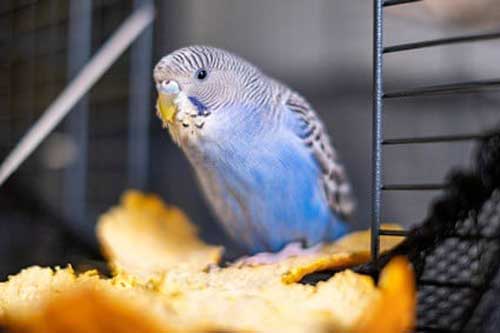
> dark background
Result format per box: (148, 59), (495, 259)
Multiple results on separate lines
(0, 0), (499, 279)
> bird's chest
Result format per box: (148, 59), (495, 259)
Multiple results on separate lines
(186, 131), (327, 251)
(188, 132), (283, 199)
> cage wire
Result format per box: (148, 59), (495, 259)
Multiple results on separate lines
(0, 0), (154, 276)
(370, 0), (500, 332)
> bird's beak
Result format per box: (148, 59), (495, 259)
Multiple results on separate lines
(156, 80), (180, 126)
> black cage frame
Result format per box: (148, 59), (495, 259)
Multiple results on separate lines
(371, 0), (500, 332)
(371, 0), (500, 261)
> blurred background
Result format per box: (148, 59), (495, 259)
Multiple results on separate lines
(0, 0), (499, 279)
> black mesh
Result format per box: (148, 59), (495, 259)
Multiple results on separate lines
(361, 131), (500, 333)
(0, 0), (143, 279)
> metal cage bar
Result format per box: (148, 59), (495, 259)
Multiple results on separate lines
(371, 1), (500, 329)
(371, 0), (384, 263)
(64, 0), (92, 240)
(383, 0), (422, 7)
(382, 134), (485, 145)
(384, 31), (500, 53)
(127, 0), (154, 189)
(370, 0), (500, 265)
(384, 79), (500, 98)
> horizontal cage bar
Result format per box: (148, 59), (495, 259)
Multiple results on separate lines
(382, 134), (484, 145)
(383, 0), (421, 7)
(382, 184), (445, 190)
(380, 229), (500, 239)
(384, 31), (500, 53)
(384, 79), (500, 98)
(379, 229), (408, 236)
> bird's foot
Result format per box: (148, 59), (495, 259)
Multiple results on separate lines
(234, 242), (323, 267)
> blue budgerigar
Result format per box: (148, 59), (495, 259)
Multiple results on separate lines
(154, 46), (354, 258)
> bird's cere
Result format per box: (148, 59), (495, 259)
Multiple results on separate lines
(159, 79), (180, 94)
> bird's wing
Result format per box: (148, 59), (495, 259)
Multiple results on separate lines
(284, 90), (355, 220)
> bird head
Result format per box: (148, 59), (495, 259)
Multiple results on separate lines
(153, 46), (270, 146)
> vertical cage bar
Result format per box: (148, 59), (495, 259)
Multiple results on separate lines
(127, 0), (153, 189)
(26, 3), (35, 144)
(6, 11), (12, 153)
(1, 3), (14, 156)
(64, 0), (92, 237)
(371, 0), (384, 263)
(45, 1), (59, 104)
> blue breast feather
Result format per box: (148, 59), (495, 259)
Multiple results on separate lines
(190, 105), (348, 253)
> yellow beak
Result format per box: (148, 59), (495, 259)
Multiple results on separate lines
(156, 93), (178, 125)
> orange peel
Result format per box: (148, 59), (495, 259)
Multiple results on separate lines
(97, 190), (223, 280)
(0, 191), (415, 333)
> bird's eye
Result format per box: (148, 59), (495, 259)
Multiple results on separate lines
(196, 69), (208, 81)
